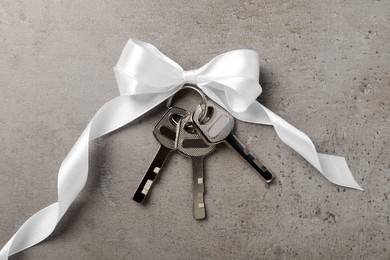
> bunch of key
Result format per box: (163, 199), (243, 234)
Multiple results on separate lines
(133, 89), (274, 220)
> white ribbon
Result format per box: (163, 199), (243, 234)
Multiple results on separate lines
(0, 38), (362, 259)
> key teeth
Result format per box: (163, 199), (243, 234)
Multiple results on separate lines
(194, 191), (206, 219)
(265, 171), (274, 183)
(194, 208), (206, 220)
(140, 180), (154, 195)
(133, 193), (145, 203)
(134, 179), (154, 203)
(145, 180), (153, 189)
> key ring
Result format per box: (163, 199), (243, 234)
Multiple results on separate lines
(166, 84), (209, 123)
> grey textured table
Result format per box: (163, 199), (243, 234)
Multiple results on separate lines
(0, 1), (389, 259)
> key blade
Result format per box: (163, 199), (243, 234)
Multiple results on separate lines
(133, 145), (173, 203)
(225, 133), (274, 183)
(176, 115), (214, 220)
(192, 156), (206, 220)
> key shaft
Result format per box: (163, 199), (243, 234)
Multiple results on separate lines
(133, 145), (172, 203)
(191, 156), (206, 220)
(225, 133), (274, 183)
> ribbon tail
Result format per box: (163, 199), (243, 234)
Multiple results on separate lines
(254, 103), (363, 190)
(0, 203), (59, 259)
(0, 93), (172, 259)
(204, 89), (364, 190)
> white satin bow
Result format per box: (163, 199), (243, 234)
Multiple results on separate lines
(0, 38), (362, 259)
(114, 39), (262, 113)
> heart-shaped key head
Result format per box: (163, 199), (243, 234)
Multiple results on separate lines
(176, 115), (215, 157)
(153, 107), (188, 150)
(192, 101), (234, 144)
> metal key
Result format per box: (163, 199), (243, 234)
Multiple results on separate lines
(133, 107), (188, 203)
(192, 100), (274, 183)
(176, 115), (215, 220)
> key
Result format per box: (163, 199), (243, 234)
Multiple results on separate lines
(176, 115), (215, 220)
(133, 107), (188, 203)
(192, 100), (274, 183)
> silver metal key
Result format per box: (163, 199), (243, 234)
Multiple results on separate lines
(176, 115), (215, 220)
(192, 100), (274, 183)
(133, 107), (188, 203)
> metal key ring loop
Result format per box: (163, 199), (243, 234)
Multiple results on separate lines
(166, 84), (208, 123)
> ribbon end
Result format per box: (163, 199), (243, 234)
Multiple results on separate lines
(351, 183), (364, 191)
(317, 153), (364, 191)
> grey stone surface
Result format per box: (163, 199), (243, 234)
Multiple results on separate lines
(0, 0), (389, 259)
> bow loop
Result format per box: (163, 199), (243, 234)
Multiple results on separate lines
(114, 39), (184, 96)
(206, 77), (262, 112)
(197, 49), (261, 82)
